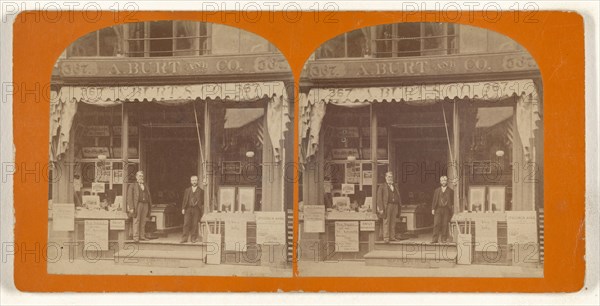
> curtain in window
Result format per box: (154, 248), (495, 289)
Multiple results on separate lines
(175, 21), (199, 56)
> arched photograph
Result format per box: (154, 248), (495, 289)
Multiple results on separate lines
(298, 22), (543, 277)
(47, 21), (294, 277)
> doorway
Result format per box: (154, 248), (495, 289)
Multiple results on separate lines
(385, 105), (453, 241)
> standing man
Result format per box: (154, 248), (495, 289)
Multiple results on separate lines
(376, 171), (402, 243)
(127, 171), (153, 243)
(181, 175), (204, 243)
(431, 175), (454, 243)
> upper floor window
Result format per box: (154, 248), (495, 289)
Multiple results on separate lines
(316, 23), (458, 59)
(127, 21), (210, 57)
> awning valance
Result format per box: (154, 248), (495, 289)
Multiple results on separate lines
(50, 82), (289, 162)
(300, 79), (540, 163)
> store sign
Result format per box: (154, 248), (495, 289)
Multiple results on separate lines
(255, 212), (286, 245)
(303, 205), (325, 233)
(331, 148), (359, 160)
(60, 54), (291, 78)
(506, 211), (538, 245)
(305, 52), (538, 80)
(52, 203), (74, 231)
(84, 220), (109, 251)
(82, 147), (110, 158)
(85, 125), (110, 137)
(335, 221), (359, 252)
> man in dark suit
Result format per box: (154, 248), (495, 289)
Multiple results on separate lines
(431, 175), (454, 243)
(376, 171), (402, 243)
(127, 171), (153, 242)
(181, 175), (204, 243)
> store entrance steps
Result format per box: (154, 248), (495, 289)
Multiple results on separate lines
(364, 241), (458, 268)
(115, 240), (208, 268)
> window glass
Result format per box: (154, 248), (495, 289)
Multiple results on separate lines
(149, 21), (174, 57)
(459, 105), (514, 212)
(68, 31), (97, 57)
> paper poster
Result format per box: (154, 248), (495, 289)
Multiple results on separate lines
(341, 183), (355, 195)
(224, 219), (247, 251)
(362, 170), (373, 185)
(112, 169), (124, 184)
(91, 182), (105, 194)
(506, 211), (538, 245)
(475, 219), (498, 251)
(255, 212), (286, 245)
(109, 219), (125, 230)
(303, 205), (325, 233)
(345, 162), (361, 184)
(84, 220), (109, 251)
(335, 221), (359, 252)
(95, 161), (112, 183)
(52, 203), (74, 231)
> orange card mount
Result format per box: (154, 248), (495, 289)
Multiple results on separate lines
(12, 10), (584, 292)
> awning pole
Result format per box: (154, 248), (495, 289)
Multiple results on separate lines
(192, 101), (206, 185)
(442, 102), (456, 176)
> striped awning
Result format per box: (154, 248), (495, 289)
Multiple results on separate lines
(300, 79), (540, 163)
(50, 82), (289, 162)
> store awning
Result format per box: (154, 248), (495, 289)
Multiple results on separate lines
(50, 82), (289, 162)
(300, 79), (540, 163)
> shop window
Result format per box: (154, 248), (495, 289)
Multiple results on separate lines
(67, 26), (124, 57)
(127, 21), (210, 57)
(317, 29), (370, 59)
(316, 23), (457, 59)
(374, 23), (458, 57)
(459, 104), (514, 212)
(321, 105), (388, 210)
(71, 104), (139, 208)
(210, 106), (265, 212)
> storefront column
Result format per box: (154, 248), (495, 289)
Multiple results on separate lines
(261, 113), (283, 211)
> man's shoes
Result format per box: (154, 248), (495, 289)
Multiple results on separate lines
(430, 240), (438, 244)
(180, 239), (188, 244)
(133, 238), (139, 243)
(383, 239), (390, 243)
(139, 237), (147, 241)
(191, 239), (198, 243)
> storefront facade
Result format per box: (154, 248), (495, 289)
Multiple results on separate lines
(48, 21), (293, 270)
(299, 23), (543, 268)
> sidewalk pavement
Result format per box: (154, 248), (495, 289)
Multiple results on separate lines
(298, 260), (543, 278)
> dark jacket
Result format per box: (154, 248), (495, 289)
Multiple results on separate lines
(431, 186), (454, 211)
(126, 183), (153, 214)
(182, 186), (204, 211)
(376, 183), (402, 214)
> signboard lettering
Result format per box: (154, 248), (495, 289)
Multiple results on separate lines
(335, 221), (359, 252)
(59, 54), (290, 78)
(306, 52), (538, 80)
(84, 220), (109, 251)
(255, 212), (286, 245)
(506, 211), (538, 245)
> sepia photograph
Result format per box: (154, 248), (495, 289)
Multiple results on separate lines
(298, 22), (543, 277)
(46, 20), (294, 277)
